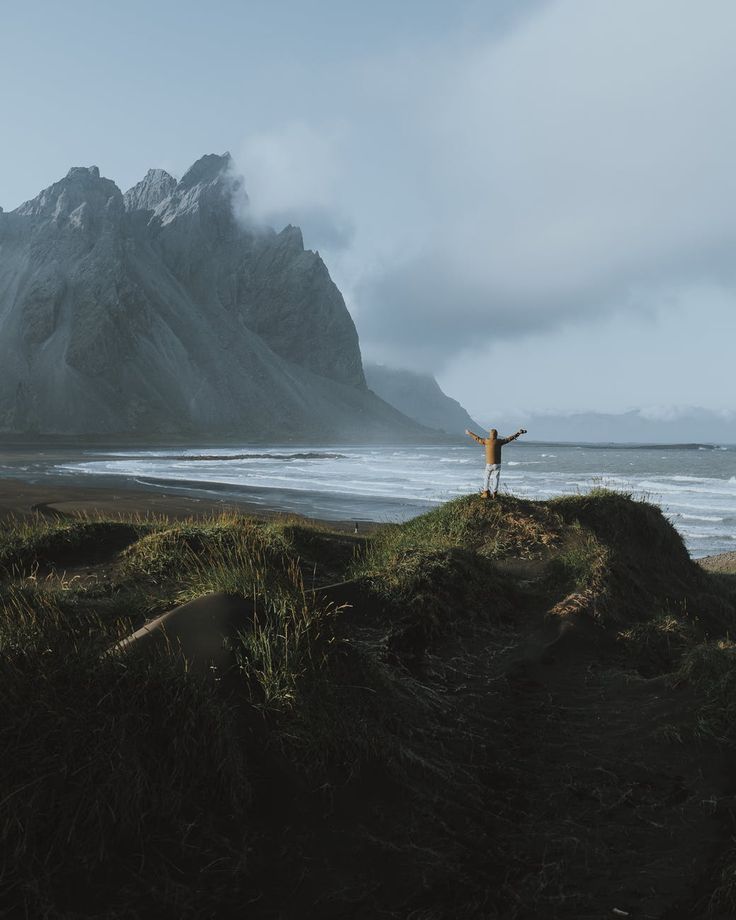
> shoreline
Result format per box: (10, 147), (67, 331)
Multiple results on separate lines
(3, 442), (733, 561)
(0, 444), (437, 529)
(0, 476), (381, 534)
(0, 472), (730, 566)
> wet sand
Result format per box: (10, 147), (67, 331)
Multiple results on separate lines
(0, 446), (730, 560)
(0, 473), (375, 534)
(0, 445), (423, 530)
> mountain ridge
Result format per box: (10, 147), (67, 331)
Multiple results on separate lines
(0, 154), (424, 440)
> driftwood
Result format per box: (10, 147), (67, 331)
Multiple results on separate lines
(107, 593), (254, 675)
(106, 580), (369, 674)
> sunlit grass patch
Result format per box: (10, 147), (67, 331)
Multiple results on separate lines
(129, 522), (342, 713)
(544, 523), (607, 595)
(120, 513), (294, 586)
(352, 493), (561, 582)
(234, 582), (337, 712)
(177, 529), (296, 603)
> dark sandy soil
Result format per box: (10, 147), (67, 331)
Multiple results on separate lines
(0, 474), (374, 534)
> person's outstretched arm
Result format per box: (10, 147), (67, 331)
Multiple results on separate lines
(499, 428), (528, 445)
(465, 429), (486, 445)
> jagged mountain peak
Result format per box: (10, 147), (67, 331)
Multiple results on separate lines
(124, 168), (177, 213)
(65, 165), (100, 180)
(179, 152), (232, 189)
(277, 224), (305, 249)
(151, 153), (246, 228)
(14, 165), (122, 222)
(145, 167), (174, 180)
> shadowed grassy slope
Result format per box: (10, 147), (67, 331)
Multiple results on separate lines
(1, 492), (735, 918)
(0, 515), (146, 576)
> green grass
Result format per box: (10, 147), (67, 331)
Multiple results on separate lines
(227, 553), (339, 712)
(120, 514), (286, 577)
(0, 513), (148, 576)
(351, 494), (560, 580)
(544, 522), (607, 595)
(2, 491), (736, 918)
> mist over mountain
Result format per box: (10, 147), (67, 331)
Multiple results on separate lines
(0, 154), (424, 440)
(364, 364), (480, 435)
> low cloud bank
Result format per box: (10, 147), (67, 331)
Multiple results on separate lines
(241, 1), (736, 376)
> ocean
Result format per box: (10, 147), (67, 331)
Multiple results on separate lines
(36, 440), (736, 559)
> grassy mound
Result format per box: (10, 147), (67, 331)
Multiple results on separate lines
(0, 515), (144, 576)
(1, 491), (735, 918)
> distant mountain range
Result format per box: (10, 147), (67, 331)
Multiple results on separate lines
(486, 409), (736, 444)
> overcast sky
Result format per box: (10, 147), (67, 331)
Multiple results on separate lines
(2, 0), (734, 421)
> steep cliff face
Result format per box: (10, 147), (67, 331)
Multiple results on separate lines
(364, 364), (480, 435)
(0, 154), (398, 438)
(147, 154), (364, 387)
(123, 169), (177, 212)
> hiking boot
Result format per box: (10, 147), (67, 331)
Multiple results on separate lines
(481, 490), (490, 498)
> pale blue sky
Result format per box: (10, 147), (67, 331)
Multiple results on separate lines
(0, 0), (532, 207)
(2, 0), (734, 420)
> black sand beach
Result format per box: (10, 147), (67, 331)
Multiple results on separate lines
(0, 473), (381, 535)
(1, 447), (731, 567)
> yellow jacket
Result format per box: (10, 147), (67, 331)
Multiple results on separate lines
(466, 429), (525, 464)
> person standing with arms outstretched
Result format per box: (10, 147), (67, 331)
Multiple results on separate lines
(465, 427), (527, 498)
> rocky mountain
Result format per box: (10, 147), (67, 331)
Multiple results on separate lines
(122, 168), (177, 212)
(364, 364), (480, 435)
(0, 154), (423, 439)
